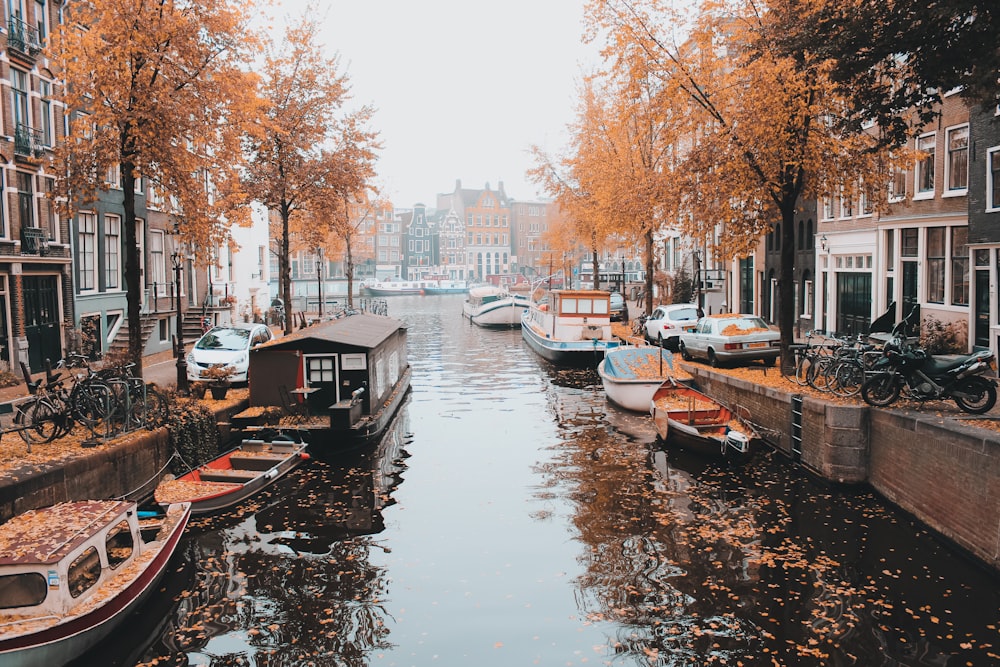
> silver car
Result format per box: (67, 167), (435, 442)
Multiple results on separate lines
(678, 314), (779, 366)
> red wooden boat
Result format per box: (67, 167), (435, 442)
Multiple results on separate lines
(649, 381), (756, 461)
(0, 500), (191, 667)
(155, 434), (309, 515)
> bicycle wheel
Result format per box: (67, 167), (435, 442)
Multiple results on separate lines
(806, 356), (833, 392)
(16, 399), (62, 444)
(831, 360), (865, 397)
(70, 379), (114, 430)
(793, 353), (814, 386)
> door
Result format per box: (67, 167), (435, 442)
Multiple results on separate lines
(23, 275), (61, 372)
(836, 272), (873, 336)
(976, 269), (991, 348)
(303, 354), (339, 412)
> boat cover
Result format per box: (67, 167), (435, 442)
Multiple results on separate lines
(602, 347), (675, 378)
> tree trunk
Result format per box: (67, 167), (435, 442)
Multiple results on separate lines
(778, 200), (797, 371)
(280, 203), (293, 335)
(121, 160), (143, 377)
(643, 227), (655, 315)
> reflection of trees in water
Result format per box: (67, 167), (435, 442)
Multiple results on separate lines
(136, 421), (412, 667)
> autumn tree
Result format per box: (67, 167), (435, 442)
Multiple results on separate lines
(242, 10), (351, 334)
(586, 0), (902, 367)
(53, 0), (260, 369)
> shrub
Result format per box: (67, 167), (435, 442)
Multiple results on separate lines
(920, 315), (967, 354)
(167, 399), (219, 475)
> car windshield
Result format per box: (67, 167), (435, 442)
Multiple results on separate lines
(196, 328), (251, 351)
(668, 308), (699, 321)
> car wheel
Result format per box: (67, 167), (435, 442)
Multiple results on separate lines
(708, 349), (720, 367)
(679, 342), (692, 361)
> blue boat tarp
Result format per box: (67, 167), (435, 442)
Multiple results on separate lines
(603, 347), (675, 378)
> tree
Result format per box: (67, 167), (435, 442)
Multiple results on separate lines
(586, 0), (902, 368)
(767, 0), (1000, 148)
(53, 0), (260, 369)
(242, 10), (351, 334)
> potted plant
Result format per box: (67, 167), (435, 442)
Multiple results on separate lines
(201, 364), (236, 400)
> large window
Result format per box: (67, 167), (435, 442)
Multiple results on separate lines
(951, 226), (969, 306)
(889, 167), (907, 202)
(17, 172), (34, 228)
(149, 229), (165, 294)
(104, 215), (120, 289)
(79, 212), (96, 290)
(926, 227), (945, 303)
(916, 133), (936, 196)
(11, 68), (29, 129)
(946, 125), (969, 193)
(989, 147), (1000, 212)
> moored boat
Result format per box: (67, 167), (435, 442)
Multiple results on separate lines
(598, 346), (690, 412)
(422, 278), (470, 294)
(0, 500), (191, 667)
(649, 381), (757, 461)
(463, 285), (531, 327)
(154, 435), (310, 515)
(521, 290), (619, 366)
(360, 280), (423, 296)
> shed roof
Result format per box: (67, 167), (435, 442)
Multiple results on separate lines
(257, 312), (406, 351)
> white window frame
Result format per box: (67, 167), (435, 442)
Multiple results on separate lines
(149, 229), (166, 295)
(988, 146), (1000, 213)
(889, 167), (907, 203)
(943, 124), (969, 196)
(914, 132), (936, 199)
(78, 212), (97, 292)
(821, 196), (834, 220)
(104, 214), (121, 290)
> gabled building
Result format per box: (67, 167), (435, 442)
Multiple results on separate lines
(965, 104), (1000, 351)
(438, 180), (513, 281)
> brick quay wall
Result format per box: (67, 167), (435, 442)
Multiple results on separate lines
(688, 365), (999, 572)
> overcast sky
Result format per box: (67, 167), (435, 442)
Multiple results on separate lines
(273, 0), (600, 208)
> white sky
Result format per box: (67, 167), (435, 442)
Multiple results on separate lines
(272, 0), (600, 208)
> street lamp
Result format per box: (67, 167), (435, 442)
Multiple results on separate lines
(693, 249), (703, 312)
(171, 247), (189, 394)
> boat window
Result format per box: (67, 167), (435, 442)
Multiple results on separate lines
(105, 520), (135, 570)
(578, 299), (593, 314)
(561, 298), (577, 314)
(0, 572), (47, 609)
(593, 299), (608, 314)
(68, 547), (102, 598)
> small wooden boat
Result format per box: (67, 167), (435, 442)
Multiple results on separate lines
(598, 346), (689, 412)
(649, 381), (756, 461)
(0, 500), (191, 667)
(154, 435), (310, 515)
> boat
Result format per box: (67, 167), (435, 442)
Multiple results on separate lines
(0, 500), (191, 667)
(154, 435), (310, 515)
(463, 285), (531, 327)
(360, 280), (423, 296)
(649, 381), (757, 461)
(598, 346), (690, 412)
(520, 289), (620, 366)
(422, 278), (470, 295)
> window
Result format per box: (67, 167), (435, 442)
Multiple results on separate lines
(822, 197), (834, 220)
(915, 133), (936, 196)
(17, 172), (34, 228)
(104, 215), (120, 289)
(149, 229), (165, 294)
(901, 228), (918, 257)
(889, 167), (907, 201)
(306, 356), (336, 384)
(926, 227), (945, 303)
(0, 572), (47, 609)
(105, 520), (134, 569)
(39, 80), (52, 146)
(840, 192), (853, 218)
(951, 226), (969, 305)
(988, 147), (1000, 211)
(945, 125), (969, 193)
(79, 212), (96, 290)
(859, 186), (873, 216)
(11, 68), (29, 129)
(68, 546), (101, 598)
(106, 164), (121, 189)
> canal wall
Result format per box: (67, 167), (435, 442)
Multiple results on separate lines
(687, 365), (999, 572)
(0, 400), (245, 524)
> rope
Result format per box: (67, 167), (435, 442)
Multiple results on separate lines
(115, 451), (180, 501)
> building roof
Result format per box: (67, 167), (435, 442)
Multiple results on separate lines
(258, 312), (407, 351)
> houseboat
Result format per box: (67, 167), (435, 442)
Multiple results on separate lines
(463, 285), (532, 327)
(521, 290), (619, 366)
(243, 312), (411, 452)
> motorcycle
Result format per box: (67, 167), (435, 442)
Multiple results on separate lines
(860, 323), (998, 414)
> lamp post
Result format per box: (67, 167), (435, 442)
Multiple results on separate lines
(316, 247), (324, 318)
(693, 249), (703, 313)
(171, 248), (189, 394)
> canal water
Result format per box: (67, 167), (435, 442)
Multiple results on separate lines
(80, 294), (998, 667)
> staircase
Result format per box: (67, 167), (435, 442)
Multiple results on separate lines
(107, 314), (158, 358)
(183, 312), (209, 342)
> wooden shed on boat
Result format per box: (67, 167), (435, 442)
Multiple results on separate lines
(248, 312), (409, 423)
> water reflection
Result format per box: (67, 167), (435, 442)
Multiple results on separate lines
(76, 295), (998, 666)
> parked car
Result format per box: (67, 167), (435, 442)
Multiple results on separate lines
(643, 303), (700, 350)
(679, 314), (780, 366)
(186, 322), (274, 384)
(609, 292), (629, 322)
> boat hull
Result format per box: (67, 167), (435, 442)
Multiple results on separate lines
(463, 297), (530, 327)
(598, 347), (688, 412)
(598, 359), (670, 412)
(521, 317), (617, 366)
(0, 504), (191, 667)
(650, 383), (755, 462)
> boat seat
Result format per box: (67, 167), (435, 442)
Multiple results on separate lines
(198, 468), (260, 482)
(229, 453), (287, 471)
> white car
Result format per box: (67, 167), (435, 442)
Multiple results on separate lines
(186, 323), (274, 384)
(643, 304), (700, 350)
(679, 314), (780, 367)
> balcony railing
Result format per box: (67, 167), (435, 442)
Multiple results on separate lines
(7, 17), (41, 55)
(14, 123), (45, 158)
